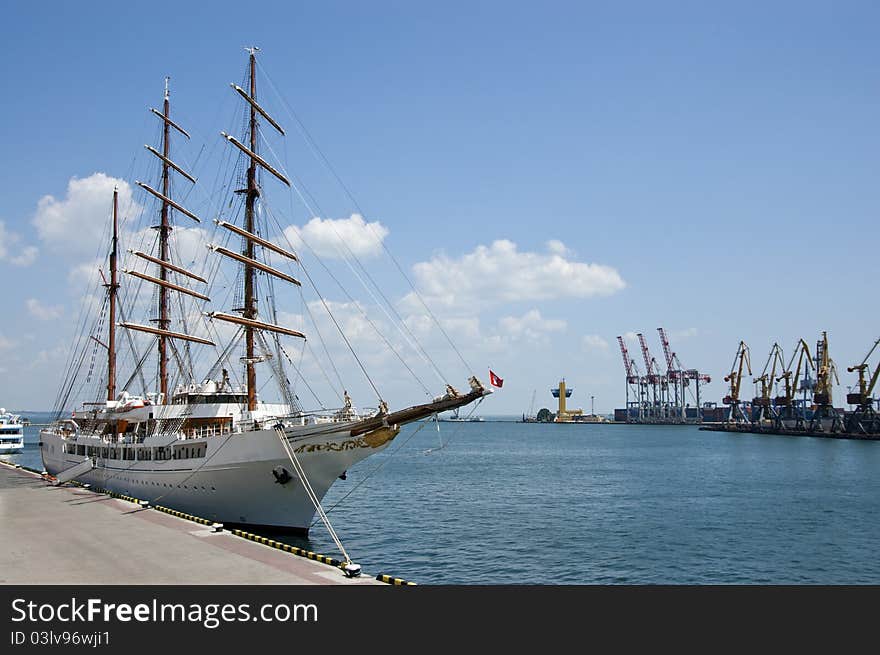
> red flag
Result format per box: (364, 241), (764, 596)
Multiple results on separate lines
(489, 370), (504, 388)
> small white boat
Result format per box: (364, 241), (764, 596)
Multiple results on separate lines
(0, 409), (25, 454)
(440, 407), (485, 422)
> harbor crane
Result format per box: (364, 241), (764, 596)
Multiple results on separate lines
(618, 336), (645, 422)
(845, 336), (880, 434)
(658, 327), (710, 423)
(774, 338), (814, 430)
(752, 343), (785, 423)
(723, 341), (752, 423)
(657, 327), (682, 420)
(810, 331), (842, 432)
(637, 333), (666, 422)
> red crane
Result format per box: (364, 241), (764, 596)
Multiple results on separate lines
(637, 333), (659, 382)
(617, 336), (640, 384)
(657, 327), (674, 370)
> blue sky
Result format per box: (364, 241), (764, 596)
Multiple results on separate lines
(1, 1), (878, 414)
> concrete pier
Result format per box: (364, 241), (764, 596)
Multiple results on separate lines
(0, 464), (382, 585)
(700, 424), (880, 440)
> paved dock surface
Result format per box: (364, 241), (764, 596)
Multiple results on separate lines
(0, 464), (381, 585)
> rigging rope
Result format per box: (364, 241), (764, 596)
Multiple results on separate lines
(260, 130), (448, 391)
(274, 425), (353, 565)
(258, 59), (477, 380)
(308, 417), (433, 527)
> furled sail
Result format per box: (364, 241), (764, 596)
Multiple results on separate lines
(136, 181), (202, 223)
(144, 145), (197, 184)
(119, 322), (214, 346)
(128, 250), (207, 283)
(208, 245), (301, 286)
(230, 83), (285, 135)
(220, 132), (290, 187)
(207, 312), (305, 339)
(149, 107), (191, 139)
(123, 269), (211, 301)
(214, 220), (298, 262)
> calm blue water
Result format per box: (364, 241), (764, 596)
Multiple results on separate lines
(7, 413), (880, 584)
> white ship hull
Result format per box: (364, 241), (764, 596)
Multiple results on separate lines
(40, 420), (398, 534)
(0, 440), (24, 454)
(0, 413), (24, 454)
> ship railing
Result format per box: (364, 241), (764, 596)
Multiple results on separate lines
(184, 425), (233, 439)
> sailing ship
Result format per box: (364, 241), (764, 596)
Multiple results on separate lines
(40, 49), (489, 534)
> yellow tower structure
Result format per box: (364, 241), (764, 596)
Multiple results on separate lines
(552, 379), (583, 422)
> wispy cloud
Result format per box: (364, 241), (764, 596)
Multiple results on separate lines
(582, 334), (609, 351)
(26, 298), (64, 321)
(673, 327), (699, 339)
(498, 309), (566, 343)
(0, 220), (38, 267)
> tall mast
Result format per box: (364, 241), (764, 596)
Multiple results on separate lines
(126, 84), (212, 370)
(214, 48), (298, 412)
(107, 188), (120, 401)
(157, 77), (171, 401)
(244, 49), (259, 411)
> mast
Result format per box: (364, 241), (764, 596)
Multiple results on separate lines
(213, 48), (302, 412)
(107, 188), (120, 401)
(125, 82), (211, 369)
(158, 77), (171, 401)
(244, 49), (259, 412)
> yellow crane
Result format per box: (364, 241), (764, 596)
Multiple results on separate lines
(847, 337), (880, 407)
(845, 336), (880, 434)
(774, 338), (814, 429)
(775, 339), (814, 408)
(723, 341), (751, 423)
(752, 343), (784, 422)
(812, 331), (839, 407)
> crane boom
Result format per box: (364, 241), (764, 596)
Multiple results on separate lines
(637, 333), (656, 378)
(617, 336), (639, 382)
(775, 339), (813, 406)
(723, 341), (752, 404)
(846, 336), (880, 407)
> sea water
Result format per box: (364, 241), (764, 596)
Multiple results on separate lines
(7, 413), (880, 584)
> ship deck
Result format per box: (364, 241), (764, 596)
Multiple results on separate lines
(0, 463), (383, 585)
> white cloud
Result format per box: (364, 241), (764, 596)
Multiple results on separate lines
(623, 331), (640, 344)
(282, 214), (388, 259)
(582, 334), (609, 351)
(673, 327), (699, 339)
(404, 313), (482, 343)
(11, 246), (38, 267)
(35, 344), (67, 365)
(32, 173), (139, 256)
(0, 333), (14, 350)
(405, 239), (625, 310)
(546, 239), (569, 256)
(498, 309), (566, 342)
(0, 220), (38, 267)
(26, 298), (63, 321)
(67, 260), (102, 287)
